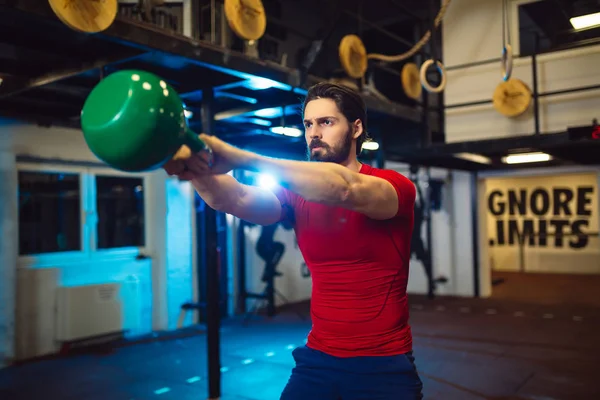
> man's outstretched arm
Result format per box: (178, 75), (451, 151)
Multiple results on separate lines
(191, 174), (283, 226)
(164, 155), (283, 226)
(236, 152), (415, 220)
(171, 135), (416, 222)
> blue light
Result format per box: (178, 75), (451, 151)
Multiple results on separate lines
(258, 174), (277, 190)
(238, 104), (301, 119)
(245, 77), (281, 90)
(229, 117), (272, 126)
(248, 118), (273, 126)
(254, 107), (281, 118)
(270, 126), (303, 137)
(216, 92), (258, 104)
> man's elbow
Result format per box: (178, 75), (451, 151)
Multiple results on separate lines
(303, 179), (351, 205)
(204, 198), (234, 214)
(342, 181), (368, 211)
(338, 183), (352, 203)
(229, 187), (284, 226)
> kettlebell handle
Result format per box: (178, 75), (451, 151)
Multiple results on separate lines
(183, 128), (209, 153)
(181, 128), (213, 167)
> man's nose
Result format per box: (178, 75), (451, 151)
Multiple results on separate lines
(308, 127), (322, 139)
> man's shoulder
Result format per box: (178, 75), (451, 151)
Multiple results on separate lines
(363, 165), (411, 182)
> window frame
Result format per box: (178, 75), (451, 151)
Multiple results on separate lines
(16, 162), (152, 267)
(512, 0), (544, 57)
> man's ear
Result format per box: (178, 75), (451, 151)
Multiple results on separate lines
(352, 119), (363, 139)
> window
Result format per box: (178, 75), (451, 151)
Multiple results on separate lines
(18, 171), (81, 255)
(17, 166), (148, 258)
(518, 0), (600, 56)
(96, 176), (145, 249)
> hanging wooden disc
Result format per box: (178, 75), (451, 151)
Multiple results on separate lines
(48, 0), (118, 33)
(492, 78), (532, 118)
(401, 63), (422, 100)
(224, 0), (267, 41)
(338, 34), (367, 79)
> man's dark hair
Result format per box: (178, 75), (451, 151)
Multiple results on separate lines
(302, 82), (369, 155)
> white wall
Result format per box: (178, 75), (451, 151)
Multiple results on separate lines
(0, 119), (196, 364)
(443, 0), (521, 67)
(443, 0), (600, 142)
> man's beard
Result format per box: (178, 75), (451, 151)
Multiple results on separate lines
(306, 130), (353, 163)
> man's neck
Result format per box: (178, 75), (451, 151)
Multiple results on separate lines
(340, 157), (362, 172)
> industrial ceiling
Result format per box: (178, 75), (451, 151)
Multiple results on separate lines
(0, 0), (598, 170)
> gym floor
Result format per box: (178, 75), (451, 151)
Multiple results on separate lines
(2, 280), (599, 400)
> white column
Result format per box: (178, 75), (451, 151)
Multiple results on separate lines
(478, 177), (492, 297)
(165, 178), (195, 329)
(0, 151), (17, 367)
(450, 171), (477, 297)
(147, 172), (168, 331)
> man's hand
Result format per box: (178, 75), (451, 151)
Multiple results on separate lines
(161, 137), (283, 226)
(198, 134), (249, 174)
(163, 133), (249, 179)
(162, 145), (196, 180)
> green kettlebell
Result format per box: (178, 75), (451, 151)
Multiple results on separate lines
(80, 69), (208, 172)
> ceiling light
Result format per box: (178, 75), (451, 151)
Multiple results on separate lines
(215, 92), (258, 104)
(245, 77), (277, 90)
(236, 117), (272, 126)
(254, 107), (282, 118)
(454, 152), (492, 164)
(361, 141), (380, 151)
(501, 152), (552, 164)
(570, 12), (600, 30)
(244, 77), (290, 91)
(270, 126), (303, 137)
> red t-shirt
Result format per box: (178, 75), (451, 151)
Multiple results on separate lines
(273, 163), (416, 358)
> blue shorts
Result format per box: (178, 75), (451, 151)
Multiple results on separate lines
(280, 345), (423, 400)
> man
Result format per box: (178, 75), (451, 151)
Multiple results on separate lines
(164, 82), (423, 399)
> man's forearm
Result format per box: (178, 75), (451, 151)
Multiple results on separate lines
(239, 152), (359, 205)
(190, 171), (282, 226)
(191, 174), (243, 212)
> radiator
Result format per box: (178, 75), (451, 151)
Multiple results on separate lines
(55, 284), (123, 342)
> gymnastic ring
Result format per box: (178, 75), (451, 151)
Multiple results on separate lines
(419, 59), (447, 94)
(501, 44), (513, 81)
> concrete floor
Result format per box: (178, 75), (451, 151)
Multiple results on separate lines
(491, 270), (600, 308)
(2, 290), (599, 400)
